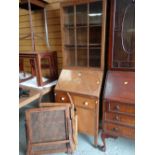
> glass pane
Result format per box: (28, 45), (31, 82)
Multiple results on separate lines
(64, 6), (74, 27)
(64, 47), (75, 66)
(77, 27), (87, 46)
(77, 48), (87, 67)
(89, 26), (101, 45)
(89, 1), (102, 26)
(89, 48), (101, 67)
(76, 4), (87, 26)
(64, 27), (75, 46)
(112, 0), (135, 69)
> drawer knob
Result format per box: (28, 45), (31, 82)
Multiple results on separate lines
(113, 115), (119, 121)
(114, 105), (120, 111)
(112, 127), (119, 132)
(124, 81), (128, 85)
(78, 72), (82, 76)
(61, 97), (65, 101)
(96, 81), (100, 85)
(84, 101), (89, 106)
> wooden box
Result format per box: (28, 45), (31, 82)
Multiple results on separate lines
(55, 69), (103, 146)
(101, 71), (135, 151)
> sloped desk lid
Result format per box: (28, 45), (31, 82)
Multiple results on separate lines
(55, 69), (103, 98)
(104, 71), (135, 104)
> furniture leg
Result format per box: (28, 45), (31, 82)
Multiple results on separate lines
(36, 55), (42, 86)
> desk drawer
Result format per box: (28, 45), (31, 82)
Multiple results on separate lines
(54, 91), (70, 103)
(72, 95), (97, 110)
(108, 102), (134, 115)
(105, 112), (135, 127)
(104, 123), (135, 139)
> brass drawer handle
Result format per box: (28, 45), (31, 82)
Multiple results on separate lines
(61, 97), (65, 101)
(112, 127), (119, 132)
(124, 81), (128, 85)
(96, 81), (100, 84)
(78, 72), (82, 76)
(83, 101), (89, 106)
(114, 105), (120, 111)
(113, 115), (119, 121)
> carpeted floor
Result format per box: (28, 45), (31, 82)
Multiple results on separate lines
(19, 101), (135, 155)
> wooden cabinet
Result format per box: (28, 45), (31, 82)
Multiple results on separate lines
(60, 0), (107, 69)
(101, 71), (135, 151)
(55, 69), (103, 146)
(108, 0), (135, 70)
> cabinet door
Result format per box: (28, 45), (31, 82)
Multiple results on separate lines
(61, 0), (107, 69)
(76, 106), (95, 136)
(109, 0), (135, 70)
(76, 4), (88, 67)
(89, 1), (102, 67)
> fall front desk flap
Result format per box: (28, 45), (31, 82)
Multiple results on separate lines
(55, 69), (103, 97)
(104, 71), (135, 104)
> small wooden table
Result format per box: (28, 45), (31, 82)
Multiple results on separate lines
(19, 86), (51, 109)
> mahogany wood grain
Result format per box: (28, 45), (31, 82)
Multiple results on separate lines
(101, 71), (135, 151)
(104, 71), (135, 103)
(104, 123), (134, 139)
(105, 112), (135, 127)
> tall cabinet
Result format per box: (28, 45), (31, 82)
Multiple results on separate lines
(101, 0), (135, 151)
(55, 0), (107, 146)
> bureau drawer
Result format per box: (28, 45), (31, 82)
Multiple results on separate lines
(105, 112), (135, 127)
(54, 91), (70, 103)
(104, 123), (135, 139)
(72, 95), (98, 110)
(108, 102), (135, 115)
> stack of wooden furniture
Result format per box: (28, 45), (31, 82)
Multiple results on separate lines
(19, 0), (58, 86)
(55, 0), (107, 146)
(101, 0), (135, 151)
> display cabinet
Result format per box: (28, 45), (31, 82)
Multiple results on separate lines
(60, 0), (107, 69)
(108, 0), (135, 70)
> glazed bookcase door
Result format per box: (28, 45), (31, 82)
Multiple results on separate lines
(109, 0), (135, 70)
(61, 0), (107, 69)
(63, 6), (76, 66)
(89, 1), (102, 68)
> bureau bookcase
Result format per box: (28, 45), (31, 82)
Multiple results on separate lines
(101, 0), (135, 151)
(55, 0), (107, 146)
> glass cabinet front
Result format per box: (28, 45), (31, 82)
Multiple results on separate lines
(111, 0), (135, 69)
(61, 0), (105, 68)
